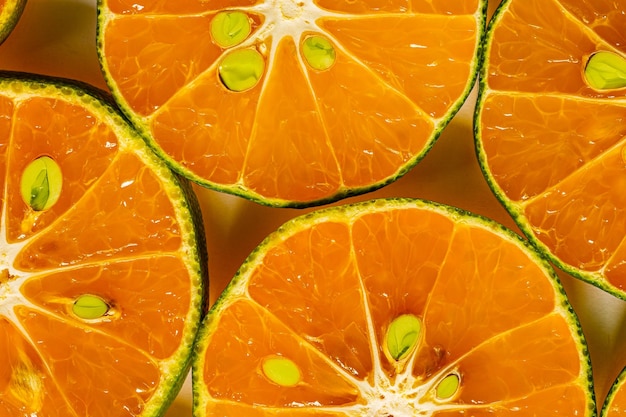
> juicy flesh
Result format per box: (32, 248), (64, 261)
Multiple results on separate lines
(201, 207), (590, 416)
(101, 0), (481, 202)
(605, 372), (626, 417)
(0, 95), (191, 417)
(478, 0), (626, 289)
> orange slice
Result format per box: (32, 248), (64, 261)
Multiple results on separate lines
(0, 72), (206, 417)
(475, 0), (626, 298)
(193, 198), (594, 416)
(0, 0), (25, 44)
(96, 0), (486, 207)
(603, 367), (626, 417)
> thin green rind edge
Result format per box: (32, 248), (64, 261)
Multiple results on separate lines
(601, 365), (626, 417)
(95, 0), (488, 209)
(472, 0), (626, 301)
(191, 197), (596, 417)
(0, 70), (209, 417)
(0, 0), (26, 45)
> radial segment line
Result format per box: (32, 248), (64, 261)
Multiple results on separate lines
(248, 295), (367, 390)
(148, 55), (222, 128)
(312, 14), (434, 119)
(208, 396), (366, 416)
(554, 0), (626, 55)
(516, 133), (626, 210)
(484, 89), (626, 106)
(13, 250), (187, 279)
(346, 218), (388, 391)
(603, 235), (626, 277)
(292, 36), (344, 188)
(436, 311), (583, 386)
(2, 150), (122, 253)
(416, 225), (584, 397)
(419, 221), (458, 334)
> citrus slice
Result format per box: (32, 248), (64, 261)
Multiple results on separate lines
(474, 0), (626, 298)
(96, 0), (487, 207)
(0, 72), (207, 417)
(0, 0), (25, 44)
(603, 367), (626, 417)
(192, 198), (594, 416)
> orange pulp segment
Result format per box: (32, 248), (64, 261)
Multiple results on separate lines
(97, 0), (486, 206)
(0, 73), (206, 417)
(193, 198), (594, 416)
(603, 367), (626, 417)
(475, 0), (626, 298)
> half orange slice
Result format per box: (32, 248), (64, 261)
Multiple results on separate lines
(475, 0), (626, 298)
(193, 198), (594, 416)
(97, 0), (486, 207)
(0, 73), (206, 417)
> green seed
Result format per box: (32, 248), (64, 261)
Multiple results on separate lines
(584, 51), (626, 90)
(261, 356), (301, 387)
(218, 48), (265, 92)
(436, 373), (460, 400)
(302, 36), (336, 71)
(20, 156), (62, 211)
(210, 11), (251, 48)
(386, 314), (422, 361)
(72, 295), (110, 320)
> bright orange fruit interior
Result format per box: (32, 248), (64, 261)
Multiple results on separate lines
(0, 80), (203, 417)
(604, 369), (626, 417)
(98, 0), (484, 205)
(196, 200), (593, 416)
(476, 0), (626, 296)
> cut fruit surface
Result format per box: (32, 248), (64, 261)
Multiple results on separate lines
(96, 0), (486, 207)
(193, 198), (595, 416)
(0, 0), (25, 44)
(0, 73), (207, 417)
(603, 367), (626, 417)
(474, 0), (626, 299)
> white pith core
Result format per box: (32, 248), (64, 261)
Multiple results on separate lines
(0, 188), (55, 413)
(321, 248), (462, 417)
(222, 0), (358, 83)
(0, 197), (38, 331)
(225, 223), (466, 417)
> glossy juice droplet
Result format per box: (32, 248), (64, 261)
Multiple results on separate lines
(218, 48), (265, 92)
(262, 356), (301, 387)
(210, 11), (251, 48)
(72, 295), (110, 320)
(20, 156), (62, 211)
(302, 36), (336, 71)
(584, 51), (626, 90)
(386, 314), (422, 361)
